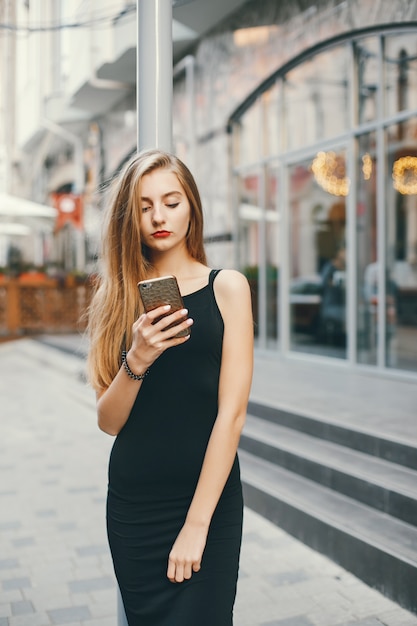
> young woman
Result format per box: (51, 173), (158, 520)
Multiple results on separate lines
(87, 149), (253, 626)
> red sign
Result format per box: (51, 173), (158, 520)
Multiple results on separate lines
(52, 193), (83, 231)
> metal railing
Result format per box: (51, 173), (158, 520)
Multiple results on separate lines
(0, 276), (93, 338)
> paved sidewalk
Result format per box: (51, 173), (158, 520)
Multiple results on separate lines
(0, 338), (416, 626)
(39, 333), (417, 444)
(251, 351), (417, 445)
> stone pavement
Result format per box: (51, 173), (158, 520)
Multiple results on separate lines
(0, 337), (416, 626)
(250, 351), (417, 446)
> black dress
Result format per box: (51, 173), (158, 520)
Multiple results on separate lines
(107, 269), (243, 626)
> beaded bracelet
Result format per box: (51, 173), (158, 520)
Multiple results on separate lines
(121, 351), (150, 381)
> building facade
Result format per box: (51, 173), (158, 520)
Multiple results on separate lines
(2, 0), (416, 376)
(173, 0), (417, 377)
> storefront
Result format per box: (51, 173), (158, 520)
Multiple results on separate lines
(228, 25), (417, 375)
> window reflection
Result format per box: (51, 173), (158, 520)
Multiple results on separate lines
(283, 46), (350, 151)
(237, 172), (261, 338)
(355, 37), (379, 124)
(231, 27), (417, 374)
(385, 33), (417, 117)
(312, 151), (350, 197)
(237, 99), (262, 166)
(289, 154), (348, 358)
(263, 84), (280, 158)
(386, 120), (417, 371)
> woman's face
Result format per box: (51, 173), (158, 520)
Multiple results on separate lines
(139, 168), (191, 257)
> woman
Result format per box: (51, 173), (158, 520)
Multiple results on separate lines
(87, 149), (253, 625)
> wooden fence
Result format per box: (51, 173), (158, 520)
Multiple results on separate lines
(0, 277), (94, 338)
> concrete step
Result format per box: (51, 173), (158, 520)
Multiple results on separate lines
(247, 400), (417, 470)
(241, 414), (417, 526)
(239, 448), (417, 614)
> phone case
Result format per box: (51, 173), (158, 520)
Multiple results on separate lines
(138, 275), (190, 338)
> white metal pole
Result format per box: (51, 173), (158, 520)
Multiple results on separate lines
(137, 0), (173, 152)
(117, 2), (173, 622)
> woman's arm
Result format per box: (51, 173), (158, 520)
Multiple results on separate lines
(167, 270), (253, 583)
(96, 362), (147, 436)
(96, 305), (194, 435)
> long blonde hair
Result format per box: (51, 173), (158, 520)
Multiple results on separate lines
(87, 149), (207, 391)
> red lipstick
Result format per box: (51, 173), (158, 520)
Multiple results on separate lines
(152, 231), (171, 238)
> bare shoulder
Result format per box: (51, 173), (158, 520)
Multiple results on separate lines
(214, 268), (249, 295)
(214, 270), (253, 351)
(213, 269), (251, 313)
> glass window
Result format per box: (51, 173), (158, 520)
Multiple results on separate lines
(385, 33), (417, 118)
(232, 26), (417, 375)
(289, 152), (348, 359)
(356, 133), (378, 365)
(283, 45), (350, 151)
(385, 119), (417, 372)
(354, 37), (379, 125)
(237, 98), (262, 167)
(236, 170), (262, 339)
(262, 82), (280, 158)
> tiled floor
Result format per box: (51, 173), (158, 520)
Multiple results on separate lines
(0, 338), (415, 626)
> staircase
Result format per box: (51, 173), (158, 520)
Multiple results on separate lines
(239, 400), (417, 614)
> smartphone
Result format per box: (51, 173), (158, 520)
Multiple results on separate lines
(138, 275), (190, 338)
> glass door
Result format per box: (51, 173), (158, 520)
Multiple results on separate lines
(236, 170), (262, 342)
(288, 150), (348, 359)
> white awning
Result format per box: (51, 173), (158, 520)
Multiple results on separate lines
(0, 223), (32, 236)
(0, 192), (56, 218)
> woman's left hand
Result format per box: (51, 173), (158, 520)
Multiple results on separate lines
(167, 520), (208, 583)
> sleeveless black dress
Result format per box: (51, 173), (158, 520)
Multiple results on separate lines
(107, 270), (243, 626)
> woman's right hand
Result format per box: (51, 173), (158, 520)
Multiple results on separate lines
(126, 305), (193, 373)
(97, 306), (192, 436)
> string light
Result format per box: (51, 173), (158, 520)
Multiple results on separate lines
(392, 156), (417, 195)
(362, 153), (372, 180)
(311, 151), (350, 197)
